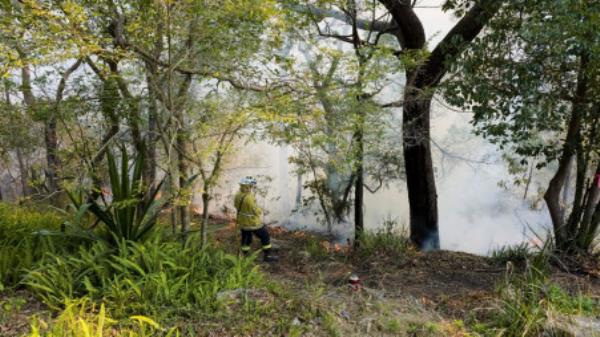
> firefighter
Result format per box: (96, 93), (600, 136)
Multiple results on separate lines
(234, 176), (278, 262)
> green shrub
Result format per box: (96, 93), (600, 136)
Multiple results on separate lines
(23, 233), (264, 317)
(64, 148), (168, 245)
(355, 217), (410, 259)
(489, 243), (532, 265)
(0, 203), (71, 288)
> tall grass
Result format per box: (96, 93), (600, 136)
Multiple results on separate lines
(475, 252), (598, 337)
(23, 233), (264, 317)
(354, 217), (410, 260)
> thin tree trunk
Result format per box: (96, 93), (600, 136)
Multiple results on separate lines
(544, 54), (588, 251)
(523, 160), (534, 200)
(45, 60), (82, 196)
(167, 145), (181, 235)
(175, 112), (191, 236)
(201, 191), (210, 247)
(16, 148), (29, 197)
(145, 78), (159, 186)
(354, 158), (364, 241)
(562, 157), (574, 206)
(577, 163), (600, 248)
(295, 173), (302, 209)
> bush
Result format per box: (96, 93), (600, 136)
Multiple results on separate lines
(64, 148), (168, 246)
(23, 233), (264, 317)
(0, 203), (70, 288)
(354, 217), (410, 260)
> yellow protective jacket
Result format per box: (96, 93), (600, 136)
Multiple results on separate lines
(234, 190), (262, 230)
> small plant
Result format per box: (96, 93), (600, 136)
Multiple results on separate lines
(477, 265), (599, 337)
(27, 298), (179, 337)
(305, 237), (330, 259)
(64, 147), (167, 245)
(354, 217), (410, 260)
(490, 243), (532, 265)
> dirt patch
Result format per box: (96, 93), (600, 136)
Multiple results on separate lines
(0, 290), (48, 337)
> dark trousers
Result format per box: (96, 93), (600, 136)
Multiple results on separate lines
(240, 226), (272, 253)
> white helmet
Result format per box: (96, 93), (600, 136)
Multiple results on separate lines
(239, 176), (257, 186)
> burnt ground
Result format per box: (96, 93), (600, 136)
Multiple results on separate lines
(212, 222), (600, 321)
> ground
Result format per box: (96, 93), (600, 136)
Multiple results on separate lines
(2, 219), (600, 336)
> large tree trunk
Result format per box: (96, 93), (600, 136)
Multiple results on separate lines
(402, 82), (439, 249)
(378, 0), (503, 250)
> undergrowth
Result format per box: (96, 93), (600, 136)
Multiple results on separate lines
(473, 254), (599, 337)
(0, 204), (72, 289)
(354, 217), (411, 261)
(489, 243), (532, 265)
(27, 298), (179, 337)
(23, 233), (264, 317)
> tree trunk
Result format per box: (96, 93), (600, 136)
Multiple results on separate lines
(145, 78), (159, 186)
(354, 162), (364, 242)
(175, 113), (192, 236)
(16, 148), (29, 197)
(201, 191), (210, 247)
(576, 163), (600, 249)
(168, 153), (180, 235)
(403, 81), (439, 250)
(378, 0), (502, 250)
(45, 59), (81, 196)
(543, 54), (588, 252)
(44, 118), (60, 194)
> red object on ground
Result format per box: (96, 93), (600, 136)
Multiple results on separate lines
(349, 274), (361, 290)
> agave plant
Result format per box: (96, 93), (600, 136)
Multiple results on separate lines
(66, 147), (166, 244)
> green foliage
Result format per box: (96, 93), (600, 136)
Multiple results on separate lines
(0, 203), (71, 288)
(65, 147), (167, 245)
(445, 0), (600, 162)
(27, 298), (179, 337)
(304, 236), (330, 260)
(476, 270), (599, 337)
(489, 243), (532, 265)
(23, 233), (263, 317)
(355, 217), (410, 260)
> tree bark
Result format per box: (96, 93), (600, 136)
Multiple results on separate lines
(15, 148), (30, 197)
(145, 77), (159, 186)
(402, 83), (439, 249)
(577, 163), (600, 248)
(45, 60), (82, 195)
(201, 191), (210, 247)
(543, 54), (588, 251)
